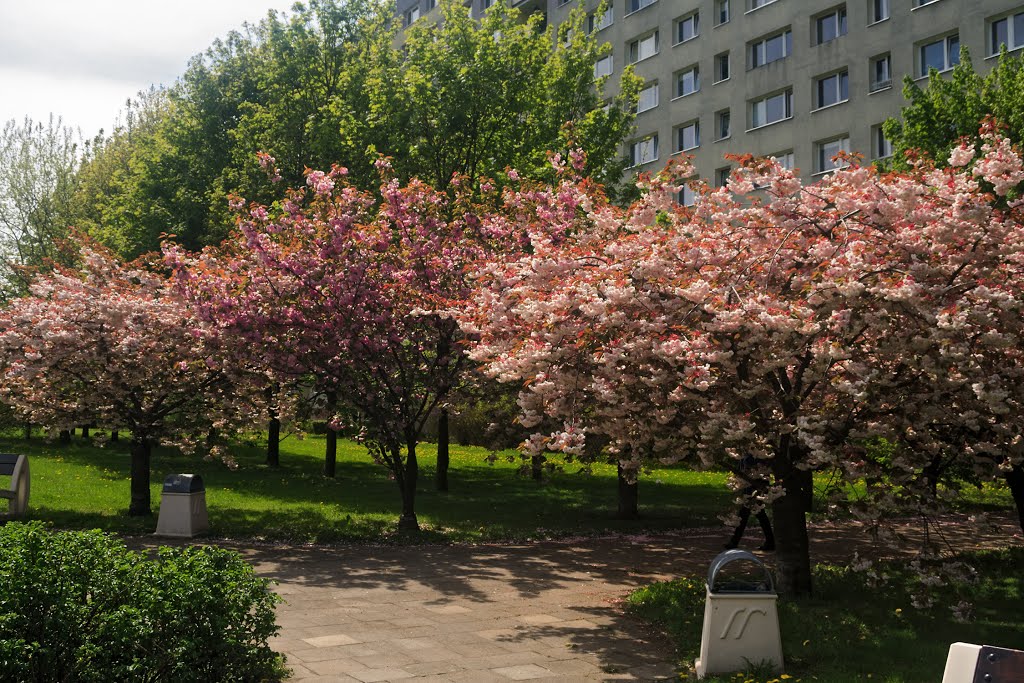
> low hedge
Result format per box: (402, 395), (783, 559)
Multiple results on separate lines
(0, 522), (285, 682)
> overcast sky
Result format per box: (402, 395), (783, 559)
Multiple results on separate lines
(0, 1), (296, 139)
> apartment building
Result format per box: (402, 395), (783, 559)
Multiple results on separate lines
(396, 0), (1024, 194)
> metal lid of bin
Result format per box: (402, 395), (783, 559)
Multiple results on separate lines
(162, 474), (204, 493)
(707, 549), (775, 594)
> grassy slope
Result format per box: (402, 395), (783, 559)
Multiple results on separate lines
(627, 548), (1024, 683)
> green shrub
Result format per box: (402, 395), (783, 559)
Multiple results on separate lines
(0, 522), (285, 682)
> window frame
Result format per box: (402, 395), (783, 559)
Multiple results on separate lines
(872, 125), (893, 159)
(869, 0), (889, 23)
(629, 135), (660, 167)
(815, 7), (848, 45)
(714, 52), (730, 83)
(813, 69), (850, 110)
(918, 33), (960, 77)
(869, 53), (892, 92)
(628, 31), (660, 64)
(749, 89), (794, 130)
(675, 12), (700, 45)
(989, 11), (1024, 56)
(676, 120), (700, 152)
(637, 82), (660, 114)
(626, 0), (657, 17)
(749, 28), (793, 69)
(715, 0), (730, 25)
(716, 110), (731, 140)
(674, 64), (701, 99)
(815, 135), (851, 174)
(594, 54), (614, 78)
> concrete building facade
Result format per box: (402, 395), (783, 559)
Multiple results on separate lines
(396, 0), (1024, 191)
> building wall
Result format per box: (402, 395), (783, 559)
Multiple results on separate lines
(399, 0), (1024, 185)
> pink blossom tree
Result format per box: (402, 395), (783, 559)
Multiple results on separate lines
(462, 127), (1024, 595)
(170, 161), (492, 531)
(0, 243), (254, 515)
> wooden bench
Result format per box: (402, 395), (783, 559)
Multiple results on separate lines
(0, 454), (29, 518)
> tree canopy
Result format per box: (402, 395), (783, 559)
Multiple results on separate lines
(883, 47), (1024, 169)
(72, 0), (637, 258)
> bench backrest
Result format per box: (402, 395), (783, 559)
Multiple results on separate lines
(0, 454), (22, 477)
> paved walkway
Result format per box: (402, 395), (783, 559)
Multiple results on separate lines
(214, 514), (1021, 683)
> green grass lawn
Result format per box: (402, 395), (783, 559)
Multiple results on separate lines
(2, 432), (734, 543)
(627, 547), (1024, 683)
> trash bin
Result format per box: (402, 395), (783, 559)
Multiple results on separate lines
(155, 474), (208, 537)
(694, 549), (784, 678)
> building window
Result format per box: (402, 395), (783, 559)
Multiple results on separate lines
(594, 55), (613, 78)
(914, 0), (940, 6)
(481, 0), (493, 10)
(816, 136), (850, 173)
(676, 12), (699, 44)
(679, 185), (697, 206)
(675, 65), (700, 97)
(772, 151), (796, 170)
(677, 121), (700, 151)
(715, 52), (730, 82)
(637, 83), (659, 113)
(815, 7), (848, 45)
(630, 135), (659, 167)
(991, 11), (1024, 55)
(715, 167), (731, 187)
(750, 89), (793, 129)
(425, 0), (436, 10)
(715, 0), (730, 25)
(870, 53), (892, 91)
(869, 0), (888, 23)
(919, 33), (959, 76)
(403, 6), (420, 26)
(814, 70), (849, 109)
(558, 0), (572, 5)
(750, 29), (792, 68)
(629, 32), (659, 63)
(716, 110), (733, 139)
(872, 125), (893, 159)
(750, 0), (779, 10)
(717, 110), (731, 139)
(588, 6), (614, 32)
(627, 0), (657, 15)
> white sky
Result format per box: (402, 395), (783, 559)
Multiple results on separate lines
(0, 1), (296, 139)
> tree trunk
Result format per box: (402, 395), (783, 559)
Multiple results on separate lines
(110, 430), (119, 443)
(323, 391), (337, 478)
(436, 409), (449, 491)
(771, 465), (813, 596)
(1006, 463), (1024, 535)
(81, 426), (90, 439)
(128, 437), (152, 517)
(398, 438), (419, 531)
(617, 463), (639, 519)
(266, 417), (280, 467)
(58, 429), (71, 444)
(23, 423), (30, 440)
(531, 454), (544, 481)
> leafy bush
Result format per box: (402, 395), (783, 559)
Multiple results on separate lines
(0, 522), (285, 682)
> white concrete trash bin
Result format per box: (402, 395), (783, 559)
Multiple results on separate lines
(695, 549), (784, 679)
(155, 474), (209, 537)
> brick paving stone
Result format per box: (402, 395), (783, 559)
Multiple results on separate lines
(127, 513), (1018, 682)
(492, 664), (556, 680)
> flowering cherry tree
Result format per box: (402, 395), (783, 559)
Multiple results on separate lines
(0, 244), (251, 515)
(462, 126), (1024, 595)
(170, 160), (492, 531)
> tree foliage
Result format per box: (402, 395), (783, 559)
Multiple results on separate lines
(0, 243), (255, 515)
(0, 116), (80, 298)
(73, 0), (637, 258)
(883, 47), (1024, 169)
(461, 129), (1024, 596)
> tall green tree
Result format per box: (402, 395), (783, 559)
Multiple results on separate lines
(0, 116), (80, 298)
(72, 0), (637, 257)
(883, 47), (1024, 169)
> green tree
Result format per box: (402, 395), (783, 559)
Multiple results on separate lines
(0, 116), (80, 298)
(883, 47), (1024, 169)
